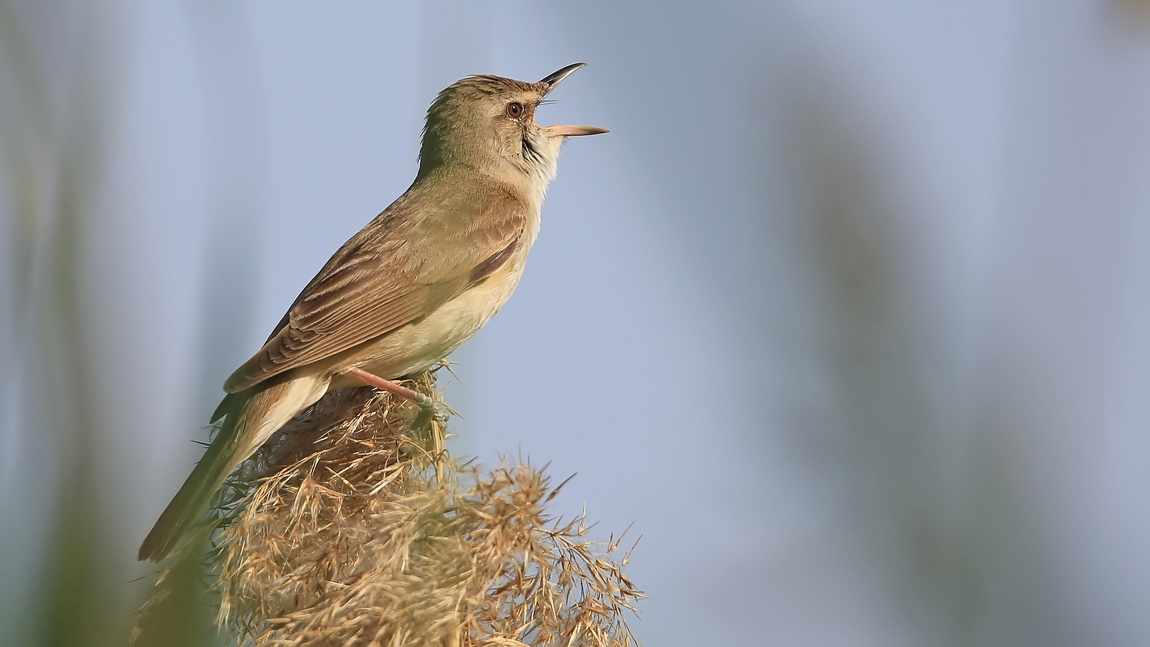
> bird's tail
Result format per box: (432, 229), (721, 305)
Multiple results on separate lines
(137, 376), (326, 562)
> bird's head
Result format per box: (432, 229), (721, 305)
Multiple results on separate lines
(417, 63), (607, 192)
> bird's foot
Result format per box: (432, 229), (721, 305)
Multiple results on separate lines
(411, 397), (449, 430)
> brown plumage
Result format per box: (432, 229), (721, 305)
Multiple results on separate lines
(224, 183), (529, 393)
(138, 63), (607, 562)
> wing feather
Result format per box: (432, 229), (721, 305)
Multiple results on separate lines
(224, 181), (528, 393)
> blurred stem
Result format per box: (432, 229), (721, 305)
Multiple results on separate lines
(34, 156), (113, 646)
(0, 1), (136, 645)
(131, 540), (219, 647)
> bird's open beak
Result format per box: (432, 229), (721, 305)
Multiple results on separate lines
(539, 62), (587, 92)
(538, 63), (609, 138)
(541, 124), (609, 137)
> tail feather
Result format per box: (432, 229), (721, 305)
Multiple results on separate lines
(138, 376), (327, 562)
(136, 404), (244, 562)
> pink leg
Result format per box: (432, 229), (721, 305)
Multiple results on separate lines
(346, 367), (438, 411)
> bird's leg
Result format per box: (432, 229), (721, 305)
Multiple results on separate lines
(345, 367), (447, 424)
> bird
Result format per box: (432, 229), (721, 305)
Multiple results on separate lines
(138, 63), (607, 562)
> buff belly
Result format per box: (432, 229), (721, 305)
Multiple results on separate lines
(326, 262), (526, 389)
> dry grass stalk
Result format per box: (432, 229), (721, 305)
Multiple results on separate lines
(136, 371), (641, 647)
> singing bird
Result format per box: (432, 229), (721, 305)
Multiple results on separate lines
(139, 63), (607, 562)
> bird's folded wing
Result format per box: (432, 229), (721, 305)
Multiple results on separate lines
(223, 187), (528, 393)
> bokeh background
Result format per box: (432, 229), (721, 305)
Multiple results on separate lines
(4, 1), (1150, 645)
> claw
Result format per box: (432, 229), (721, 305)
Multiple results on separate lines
(411, 399), (449, 429)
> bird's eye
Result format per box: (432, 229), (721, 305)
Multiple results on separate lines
(506, 102), (524, 119)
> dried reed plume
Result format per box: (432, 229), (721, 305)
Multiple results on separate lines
(135, 370), (641, 647)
